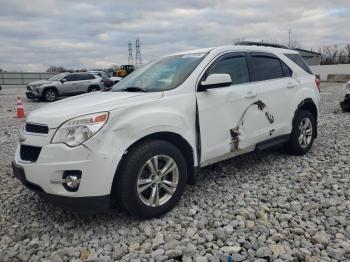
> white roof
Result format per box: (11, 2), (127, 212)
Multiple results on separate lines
(168, 45), (299, 57)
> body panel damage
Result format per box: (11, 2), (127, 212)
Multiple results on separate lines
(230, 100), (274, 151)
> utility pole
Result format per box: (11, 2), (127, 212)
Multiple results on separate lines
(288, 28), (291, 48)
(128, 41), (134, 65)
(135, 38), (142, 67)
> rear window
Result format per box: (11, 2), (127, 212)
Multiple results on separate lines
(250, 56), (284, 81)
(78, 74), (95, 80)
(284, 54), (312, 74)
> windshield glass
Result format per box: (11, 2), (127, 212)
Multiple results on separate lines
(48, 73), (67, 81)
(112, 52), (207, 92)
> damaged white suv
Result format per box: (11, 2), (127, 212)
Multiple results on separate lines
(12, 45), (320, 218)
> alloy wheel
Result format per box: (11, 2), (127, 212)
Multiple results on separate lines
(298, 117), (313, 148)
(137, 155), (179, 207)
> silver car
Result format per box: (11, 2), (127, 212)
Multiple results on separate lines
(26, 72), (105, 102)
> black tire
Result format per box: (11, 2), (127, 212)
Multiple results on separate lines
(284, 110), (316, 155)
(88, 86), (100, 92)
(42, 89), (57, 102)
(115, 140), (188, 219)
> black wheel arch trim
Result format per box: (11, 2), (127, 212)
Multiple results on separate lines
(43, 86), (59, 96)
(293, 98), (318, 138)
(111, 131), (196, 201)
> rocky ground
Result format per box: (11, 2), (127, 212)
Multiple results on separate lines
(0, 83), (349, 262)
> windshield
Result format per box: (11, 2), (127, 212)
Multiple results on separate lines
(112, 52), (207, 92)
(48, 73), (67, 81)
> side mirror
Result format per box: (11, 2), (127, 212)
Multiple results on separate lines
(61, 79), (67, 83)
(198, 74), (232, 91)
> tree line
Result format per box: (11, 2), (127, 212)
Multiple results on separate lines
(318, 44), (350, 65)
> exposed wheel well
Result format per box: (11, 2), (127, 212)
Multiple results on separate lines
(111, 132), (196, 201)
(294, 98), (318, 137)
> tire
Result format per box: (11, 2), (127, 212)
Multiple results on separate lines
(284, 110), (316, 155)
(88, 86), (99, 92)
(42, 89), (57, 102)
(115, 140), (188, 219)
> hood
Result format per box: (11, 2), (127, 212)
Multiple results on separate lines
(28, 79), (54, 86)
(27, 91), (163, 128)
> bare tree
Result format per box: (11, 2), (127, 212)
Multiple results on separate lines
(46, 66), (67, 73)
(319, 44), (350, 65)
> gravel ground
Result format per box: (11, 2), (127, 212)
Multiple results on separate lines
(0, 84), (349, 262)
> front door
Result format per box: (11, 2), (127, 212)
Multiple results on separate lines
(196, 53), (262, 165)
(60, 74), (78, 95)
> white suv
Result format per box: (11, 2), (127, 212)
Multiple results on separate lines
(12, 45), (320, 218)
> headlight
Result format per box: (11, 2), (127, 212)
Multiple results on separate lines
(32, 84), (42, 89)
(51, 112), (109, 147)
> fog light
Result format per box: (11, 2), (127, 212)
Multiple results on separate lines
(65, 175), (80, 188)
(63, 170), (82, 192)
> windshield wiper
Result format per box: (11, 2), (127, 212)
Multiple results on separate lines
(120, 86), (146, 92)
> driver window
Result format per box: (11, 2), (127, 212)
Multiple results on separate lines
(207, 56), (249, 85)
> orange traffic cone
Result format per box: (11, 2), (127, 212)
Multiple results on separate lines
(16, 97), (25, 118)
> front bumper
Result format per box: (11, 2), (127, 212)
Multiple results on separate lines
(26, 91), (40, 99)
(340, 94), (350, 111)
(12, 125), (124, 212)
(12, 161), (110, 213)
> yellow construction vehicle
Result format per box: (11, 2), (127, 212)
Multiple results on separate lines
(115, 65), (135, 78)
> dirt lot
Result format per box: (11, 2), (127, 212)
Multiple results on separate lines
(0, 83), (349, 262)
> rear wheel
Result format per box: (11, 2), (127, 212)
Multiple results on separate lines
(115, 140), (187, 219)
(88, 86), (99, 92)
(42, 89), (57, 102)
(284, 110), (316, 155)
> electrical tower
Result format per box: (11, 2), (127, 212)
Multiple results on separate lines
(135, 38), (142, 67)
(128, 41), (134, 65)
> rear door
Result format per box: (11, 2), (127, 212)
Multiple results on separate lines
(75, 74), (94, 93)
(246, 52), (296, 142)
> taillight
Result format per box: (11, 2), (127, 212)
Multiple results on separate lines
(315, 77), (320, 92)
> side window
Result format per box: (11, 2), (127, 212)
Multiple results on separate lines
(207, 56), (249, 85)
(64, 74), (78, 82)
(284, 54), (312, 74)
(78, 74), (94, 80)
(250, 55), (284, 81)
(251, 55), (283, 81)
(281, 61), (293, 77)
(88, 74), (96, 80)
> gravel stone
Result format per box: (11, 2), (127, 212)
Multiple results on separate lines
(0, 83), (349, 261)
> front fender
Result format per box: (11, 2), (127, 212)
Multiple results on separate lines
(85, 94), (197, 164)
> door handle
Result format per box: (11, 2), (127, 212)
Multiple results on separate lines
(245, 91), (257, 99)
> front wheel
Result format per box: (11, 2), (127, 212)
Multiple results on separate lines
(115, 140), (188, 219)
(284, 110), (316, 155)
(42, 89), (57, 102)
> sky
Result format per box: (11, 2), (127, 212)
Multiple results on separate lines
(0, 0), (349, 71)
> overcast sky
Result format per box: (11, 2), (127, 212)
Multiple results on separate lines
(0, 0), (349, 71)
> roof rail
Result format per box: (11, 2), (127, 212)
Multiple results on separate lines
(235, 41), (289, 49)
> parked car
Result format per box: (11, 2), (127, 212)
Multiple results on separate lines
(89, 71), (113, 87)
(13, 45), (320, 218)
(340, 81), (350, 112)
(109, 76), (123, 85)
(26, 72), (105, 102)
